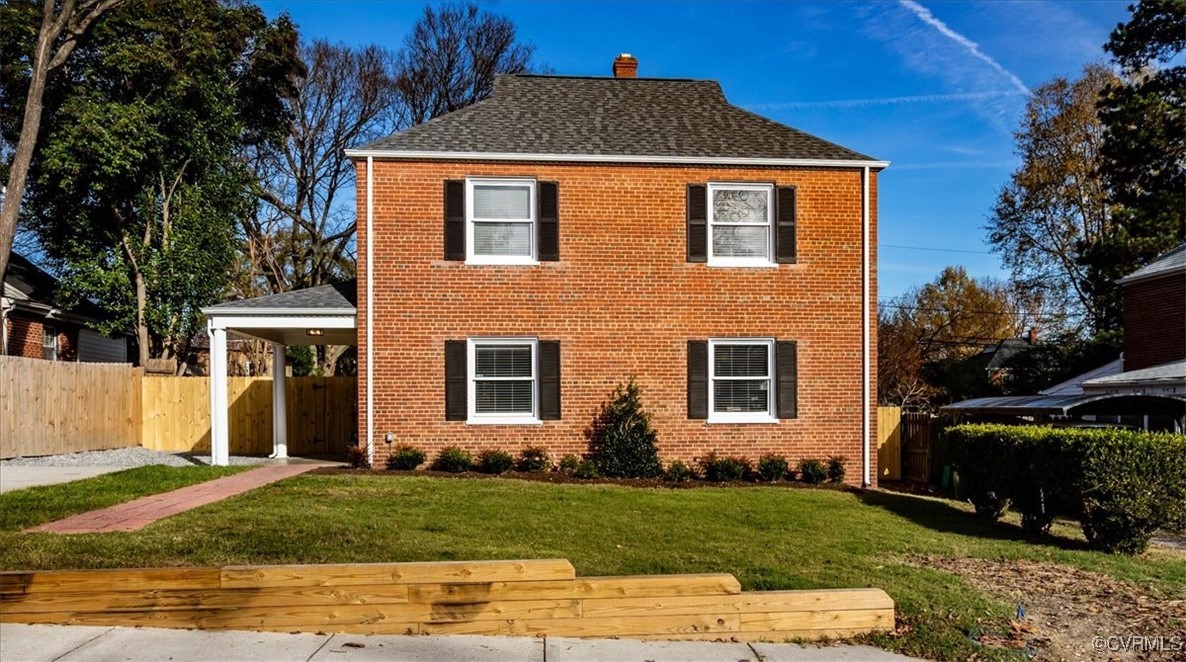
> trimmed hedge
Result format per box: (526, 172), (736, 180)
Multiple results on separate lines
(948, 424), (1186, 554)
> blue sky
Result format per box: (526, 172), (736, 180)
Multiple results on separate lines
(258, 0), (1130, 300)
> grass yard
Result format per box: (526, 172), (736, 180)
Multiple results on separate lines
(1, 472), (1183, 660)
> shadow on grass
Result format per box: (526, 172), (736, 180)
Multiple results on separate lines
(857, 488), (1090, 552)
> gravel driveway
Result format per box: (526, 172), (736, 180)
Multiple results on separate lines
(0, 447), (269, 469)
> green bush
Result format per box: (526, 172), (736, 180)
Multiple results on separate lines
(948, 424), (1186, 554)
(827, 455), (847, 484)
(573, 459), (599, 479)
(476, 449), (514, 474)
(664, 460), (694, 482)
(587, 378), (663, 478)
(699, 452), (752, 482)
(558, 454), (581, 474)
(756, 454), (789, 482)
(516, 446), (551, 473)
(431, 446), (473, 473)
(797, 458), (827, 485)
(386, 444), (426, 471)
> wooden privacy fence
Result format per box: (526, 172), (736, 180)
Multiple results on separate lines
(142, 377), (356, 456)
(0, 355), (141, 459)
(0, 559), (894, 642)
(876, 406), (901, 481)
(0, 354), (356, 459)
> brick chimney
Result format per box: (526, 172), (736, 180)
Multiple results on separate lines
(612, 53), (638, 78)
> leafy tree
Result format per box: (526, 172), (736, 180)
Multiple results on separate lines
(0, 0), (126, 283)
(987, 65), (1120, 336)
(1086, 0), (1186, 327)
(878, 267), (1032, 407)
(587, 377), (663, 478)
(1001, 331), (1122, 396)
(7, 0), (301, 366)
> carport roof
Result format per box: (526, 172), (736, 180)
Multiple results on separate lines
(941, 391), (1186, 416)
(201, 281), (356, 316)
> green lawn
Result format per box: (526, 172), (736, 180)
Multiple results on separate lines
(2, 472), (1183, 660)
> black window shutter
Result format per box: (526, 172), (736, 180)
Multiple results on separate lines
(687, 340), (708, 419)
(538, 340), (561, 420)
(538, 182), (559, 261)
(776, 340), (798, 419)
(775, 186), (797, 264)
(687, 185), (707, 263)
(444, 340), (467, 421)
(444, 180), (465, 261)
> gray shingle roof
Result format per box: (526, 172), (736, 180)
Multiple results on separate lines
(203, 281), (356, 313)
(1118, 243), (1186, 285)
(354, 75), (877, 162)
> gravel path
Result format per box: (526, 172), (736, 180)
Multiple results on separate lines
(0, 447), (269, 468)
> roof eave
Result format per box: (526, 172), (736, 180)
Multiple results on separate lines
(343, 149), (890, 169)
(201, 307), (357, 317)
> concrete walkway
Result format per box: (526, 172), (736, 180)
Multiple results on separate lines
(0, 624), (919, 661)
(30, 465), (317, 533)
(0, 466), (125, 493)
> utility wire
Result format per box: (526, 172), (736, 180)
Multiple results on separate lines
(881, 243), (992, 255)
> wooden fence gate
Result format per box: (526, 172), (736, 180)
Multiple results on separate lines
(900, 412), (933, 483)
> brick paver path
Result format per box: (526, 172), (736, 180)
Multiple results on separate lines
(31, 465), (316, 534)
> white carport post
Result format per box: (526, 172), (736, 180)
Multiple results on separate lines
(271, 343), (288, 459)
(208, 322), (230, 466)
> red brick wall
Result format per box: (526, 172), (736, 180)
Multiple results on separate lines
(355, 160), (879, 485)
(3, 313), (77, 361)
(1124, 272), (1186, 371)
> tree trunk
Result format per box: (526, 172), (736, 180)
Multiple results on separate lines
(133, 268), (149, 367)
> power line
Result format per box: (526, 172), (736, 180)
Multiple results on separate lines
(881, 244), (992, 255)
(878, 301), (1036, 318)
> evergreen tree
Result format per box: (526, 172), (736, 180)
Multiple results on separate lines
(587, 378), (663, 479)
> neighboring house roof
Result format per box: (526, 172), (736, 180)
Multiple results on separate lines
(3, 252), (113, 324)
(350, 75), (881, 165)
(1081, 358), (1186, 391)
(984, 337), (1032, 371)
(1038, 357), (1124, 397)
(202, 281), (357, 315)
(1117, 242), (1186, 285)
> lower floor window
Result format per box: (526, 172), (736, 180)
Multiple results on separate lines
(709, 338), (774, 422)
(469, 338), (537, 422)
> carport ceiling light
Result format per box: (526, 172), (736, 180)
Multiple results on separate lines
(306, 328), (324, 337)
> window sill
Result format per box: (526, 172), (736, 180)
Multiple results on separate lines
(706, 260), (779, 269)
(706, 415), (780, 425)
(466, 417), (543, 426)
(465, 257), (539, 266)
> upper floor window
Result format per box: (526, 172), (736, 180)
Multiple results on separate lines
(708, 183), (774, 267)
(467, 178), (536, 264)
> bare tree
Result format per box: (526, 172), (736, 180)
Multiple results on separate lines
(0, 0), (125, 282)
(393, 3), (534, 127)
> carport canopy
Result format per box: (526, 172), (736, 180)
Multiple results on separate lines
(941, 392), (1186, 417)
(200, 281), (357, 466)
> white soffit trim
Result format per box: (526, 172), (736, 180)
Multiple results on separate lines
(200, 307), (356, 317)
(343, 149), (890, 169)
(205, 314), (356, 330)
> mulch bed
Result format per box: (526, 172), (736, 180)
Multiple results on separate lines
(308, 466), (856, 491)
(909, 555), (1186, 661)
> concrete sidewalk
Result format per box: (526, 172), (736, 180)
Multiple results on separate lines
(0, 624), (918, 661)
(0, 466), (126, 493)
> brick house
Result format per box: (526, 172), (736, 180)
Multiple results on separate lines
(339, 56), (885, 485)
(1117, 243), (1185, 372)
(2, 252), (129, 363)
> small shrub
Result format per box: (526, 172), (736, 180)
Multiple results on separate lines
(699, 452), (752, 482)
(664, 460), (694, 482)
(558, 454), (582, 474)
(573, 459), (599, 479)
(431, 446), (473, 473)
(756, 454), (789, 482)
(386, 444), (426, 471)
(587, 377), (663, 478)
(516, 446), (551, 473)
(798, 458), (827, 485)
(827, 455), (847, 483)
(476, 449), (514, 474)
(345, 445), (370, 469)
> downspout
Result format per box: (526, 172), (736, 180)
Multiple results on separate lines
(861, 166), (872, 488)
(365, 156), (375, 467)
(0, 296), (10, 355)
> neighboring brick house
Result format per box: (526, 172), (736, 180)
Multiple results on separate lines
(1117, 243), (1185, 372)
(344, 56), (885, 485)
(2, 252), (129, 363)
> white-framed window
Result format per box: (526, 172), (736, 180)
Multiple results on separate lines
(708, 182), (774, 267)
(708, 338), (776, 423)
(468, 337), (539, 424)
(466, 178), (536, 264)
(42, 325), (59, 361)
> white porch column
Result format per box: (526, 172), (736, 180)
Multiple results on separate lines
(271, 342), (288, 459)
(209, 325), (230, 466)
